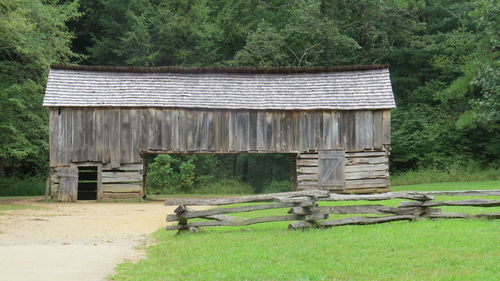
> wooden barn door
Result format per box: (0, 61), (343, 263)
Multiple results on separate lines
(58, 167), (78, 202)
(318, 151), (345, 190)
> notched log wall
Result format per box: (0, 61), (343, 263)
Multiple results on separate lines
(50, 163), (144, 200)
(296, 151), (390, 192)
(100, 163), (143, 199)
(344, 151), (389, 193)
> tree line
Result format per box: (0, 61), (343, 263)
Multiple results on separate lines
(0, 0), (498, 191)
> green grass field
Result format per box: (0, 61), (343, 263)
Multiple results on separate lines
(110, 181), (500, 281)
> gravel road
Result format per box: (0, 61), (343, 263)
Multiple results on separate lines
(0, 197), (202, 281)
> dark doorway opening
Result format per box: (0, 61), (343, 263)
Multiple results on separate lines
(77, 166), (98, 200)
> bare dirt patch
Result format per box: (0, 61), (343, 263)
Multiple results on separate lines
(0, 197), (205, 281)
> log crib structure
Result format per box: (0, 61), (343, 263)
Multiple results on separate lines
(44, 65), (395, 201)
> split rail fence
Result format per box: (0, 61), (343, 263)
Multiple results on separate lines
(165, 190), (500, 232)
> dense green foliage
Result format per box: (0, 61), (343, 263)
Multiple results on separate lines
(0, 0), (498, 195)
(0, 0), (80, 178)
(111, 181), (500, 280)
(147, 154), (195, 194)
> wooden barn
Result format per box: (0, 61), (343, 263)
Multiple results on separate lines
(44, 65), (395, 201)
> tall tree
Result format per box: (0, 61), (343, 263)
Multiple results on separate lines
(390, 0), (499, 168)
(0, 0), (80, 176)
(233, 0), (359, 66)
(3, 0), (497, 182)
(83, 0), (227, 66)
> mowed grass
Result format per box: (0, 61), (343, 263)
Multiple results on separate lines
(392, 180), (500, 191)
(110, 181), (500, 281)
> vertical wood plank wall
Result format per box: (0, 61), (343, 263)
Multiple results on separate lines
(49, 108), (391, 167)
(49, 107), (391, 199)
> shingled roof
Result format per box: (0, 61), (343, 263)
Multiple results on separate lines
(43, 65), (395, 110)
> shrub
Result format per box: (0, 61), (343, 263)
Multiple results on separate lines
(147, 154), (195, 194)
(0, 177), (45, 196)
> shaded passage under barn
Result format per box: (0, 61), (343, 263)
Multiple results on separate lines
(43, 65), (395, 201)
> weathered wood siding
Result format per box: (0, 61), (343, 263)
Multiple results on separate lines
(296, 151), (390, 193)
(296, 153), (320, 189)
(51, 163), (143, 201)
(49, 108), (391, 167)
(57, 167), (78, 201)
(101, 163), (143, 199)
(344, 151), (390, 193)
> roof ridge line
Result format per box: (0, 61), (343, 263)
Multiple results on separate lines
(50, 64), (389, 74)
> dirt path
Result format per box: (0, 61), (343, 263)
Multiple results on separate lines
(0, 197), (203, 281)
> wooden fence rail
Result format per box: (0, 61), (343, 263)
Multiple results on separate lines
(165, 190), (500, 232)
